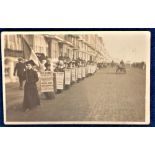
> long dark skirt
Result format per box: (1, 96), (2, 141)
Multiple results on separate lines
(23, 82), (40, 110)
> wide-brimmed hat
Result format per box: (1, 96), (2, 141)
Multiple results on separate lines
(25, 60), (36, 66)
(18, 57), (23, 61)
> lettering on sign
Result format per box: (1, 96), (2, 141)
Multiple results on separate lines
(78, 67), (82, 79)
(75, 68), (78, 80)
(82, 67), (86, 78)
(65, 69), (71, 85)
(40, 71), (54, 92)
(56, 72), (64, 90)
(71, 68), (76, 82)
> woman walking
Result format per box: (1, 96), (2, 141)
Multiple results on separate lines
(23, 61), (40, 111)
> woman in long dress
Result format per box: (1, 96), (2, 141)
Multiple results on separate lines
(23, 62), (40, 111)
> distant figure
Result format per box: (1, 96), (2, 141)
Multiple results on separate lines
(13, 57), (26, 89)
(116, 60), (126, 73)
(111, 60), (115, 67)
(120, 60), (125, 67)
(140, 62), (146, 70)
(22, 61), (40, 112)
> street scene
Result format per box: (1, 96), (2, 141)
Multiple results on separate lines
(2, 31), (149, 124)
(5, 67), (145, 122)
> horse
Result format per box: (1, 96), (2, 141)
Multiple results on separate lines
(116, 64), (126, 73)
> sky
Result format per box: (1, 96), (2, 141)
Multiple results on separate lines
(100, 31), (150, 63)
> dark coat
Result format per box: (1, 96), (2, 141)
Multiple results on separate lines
(23, 69), (40, 109)
(14, 62), (26, 77)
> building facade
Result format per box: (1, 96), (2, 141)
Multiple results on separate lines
(3, 33), (106, 82)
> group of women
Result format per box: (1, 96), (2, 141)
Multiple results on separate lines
(22, 57), (97, 112)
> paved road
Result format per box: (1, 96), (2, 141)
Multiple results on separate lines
(5, 67), (146, 123)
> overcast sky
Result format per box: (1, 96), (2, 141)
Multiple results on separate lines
(101, 31), (150, 63)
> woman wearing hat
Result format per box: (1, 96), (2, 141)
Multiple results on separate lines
(22, 61), (40, 111)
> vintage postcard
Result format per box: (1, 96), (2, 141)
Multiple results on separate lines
(1, 31), (150, 125)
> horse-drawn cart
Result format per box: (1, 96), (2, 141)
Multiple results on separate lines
(116, 64), (126, 73)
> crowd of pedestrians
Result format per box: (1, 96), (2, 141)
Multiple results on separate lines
(14, 56), (98, 112)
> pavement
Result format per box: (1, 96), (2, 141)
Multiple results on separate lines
(4, 67), (146, 123)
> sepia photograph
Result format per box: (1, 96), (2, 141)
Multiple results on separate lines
(1, 31), (150, 125)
